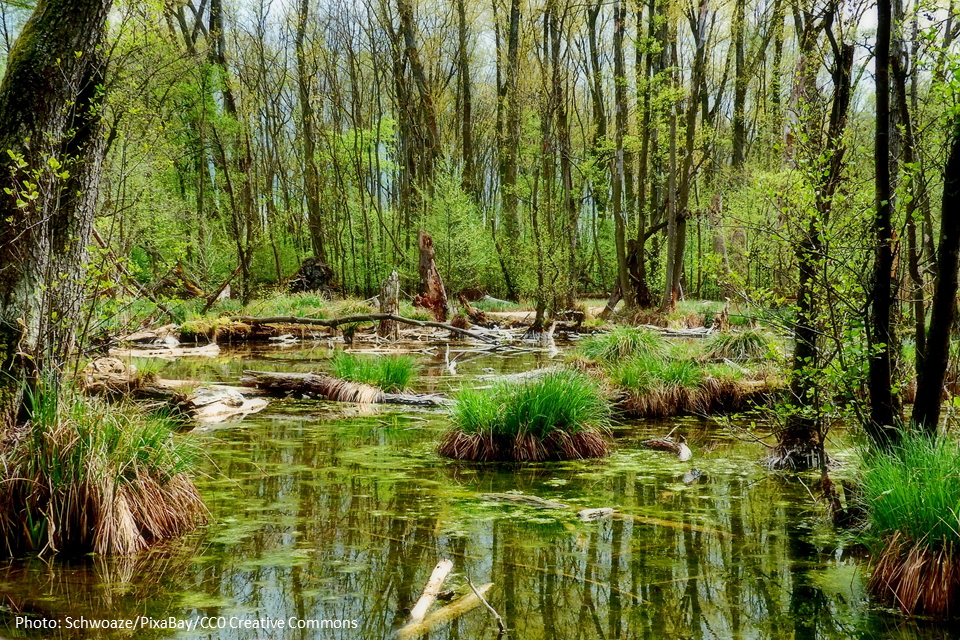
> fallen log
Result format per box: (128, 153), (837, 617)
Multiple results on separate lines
(478, 493), (569, 509)
(396, 583), (493, 640)
(228, 313), (498, 344)
(108, 343), (220, 359)
(641, 437), (693, 461)
(407, 559), (454, 625)
(241, 370), (450, 406)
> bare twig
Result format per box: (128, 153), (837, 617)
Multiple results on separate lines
(466, 576), (505, 637)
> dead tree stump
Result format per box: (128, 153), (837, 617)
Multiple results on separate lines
(378, 270), (400, 340)
(413, 229), (449, 322)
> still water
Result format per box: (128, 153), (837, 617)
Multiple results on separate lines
(0, 343), (955, 639)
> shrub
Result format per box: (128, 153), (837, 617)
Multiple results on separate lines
(0, 383), (205, 555)
(330, 352), (415, 393)
(439, 370), (611, 461)
(579, 326), (667, 362)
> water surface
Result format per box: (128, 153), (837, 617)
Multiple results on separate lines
(0, 343), (954, 639)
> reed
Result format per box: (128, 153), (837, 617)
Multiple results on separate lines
(579, 327), (667, 362)
(330, 352), (415, 393)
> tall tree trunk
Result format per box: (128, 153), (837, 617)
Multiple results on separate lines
(0, 0), (112, 421)
(612, 0), (633, 307)
(457, 0), (477, 200)
(773, 12), (853, 469)
(868, 0), (899, 444)
(912, 118), (960, 435)
(586, 0), (608, 222)
(731, 0), (747, 169)
(296, 0), (327, 263)
(498, 0), (522, 280)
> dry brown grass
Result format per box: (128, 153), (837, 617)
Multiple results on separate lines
(617, 377), (778, 418)
(437, 428), (611, 462)
(868, 531), (960, 617)
(0, 388), (206, 556)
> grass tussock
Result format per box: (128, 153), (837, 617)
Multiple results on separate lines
(705, 328), (779, 361)
(330, 351), (415, 393)
(438, 370), (612, 462)
(610, 356), (777, 417)
(0, 384), (205, 556)
(861, 431), (960, 617)
(579, 326), (667, 362)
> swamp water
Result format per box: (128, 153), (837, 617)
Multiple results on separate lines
(0, 344), (956, 639)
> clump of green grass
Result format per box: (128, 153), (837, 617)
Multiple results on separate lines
(579, 327), (667, 362)
(0, 382), (205, 556)
(330, 352), (415, 393)
(439, 370), (612, 461)
(860, 430), (960, 617)
(705, 328), (778, 361)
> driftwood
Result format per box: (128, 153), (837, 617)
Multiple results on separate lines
(80, 358), (267, 422)
(241, 371), (450, 406)
(413, 229), (449, 322)
(407, 559), (454, 625)
(458, 294), (493, 327)
(117, 323), (180, 347)
(577, 508), (615, 521)
(378, 270), (400, 340)
(228, 313), (497, 344)
(641, 437), (693, 461)
(396, 583), (493, 640)
(109, 343), (220, 359)
(186, 386), (269, 423)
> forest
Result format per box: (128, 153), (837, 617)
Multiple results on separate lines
(0, 0), (959, 637)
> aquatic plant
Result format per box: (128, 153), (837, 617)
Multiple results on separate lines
(330, 352), (415, 393)
(0, 383), (205, 555)
(579, 326), (667, 362)
(860, 430), (960, 617)
(438, 370), (612, 462)
(704, 328), (778, 361)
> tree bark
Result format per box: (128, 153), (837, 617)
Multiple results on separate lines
(911, 118), (960, 435)
(868, 0), (899, 443)
(378, 270), (400, 340)
(612, 0), (632, 307)
(0, 0), (112, 421)
(296, 0), (327, 263)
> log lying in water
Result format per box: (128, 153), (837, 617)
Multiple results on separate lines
(407, 559), (454, 625)
(108, 343), (220, 359)
(241, 370), (450, 406)
(396, 583), (493, 640)
(641, 437), (693, 461)
(478, 493), (570, 509)
(229, 313), (498, 344)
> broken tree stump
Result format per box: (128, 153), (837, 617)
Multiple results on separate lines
(458, 293), (493, 327)
(413, 229), (449, 322)
(378, 270), (400, 340)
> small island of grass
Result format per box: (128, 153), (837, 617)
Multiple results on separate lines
(437, 370), (612, 462)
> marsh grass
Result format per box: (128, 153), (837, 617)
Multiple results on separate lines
(861, 430), (960, 616)
(0, 383), (205, 556)
(610, 356), (775, 417)
(579, 327), (668, 362)
(439, 370), (612, 462)
(705, 328), (779, 361)
(330, 352), (415, 393)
